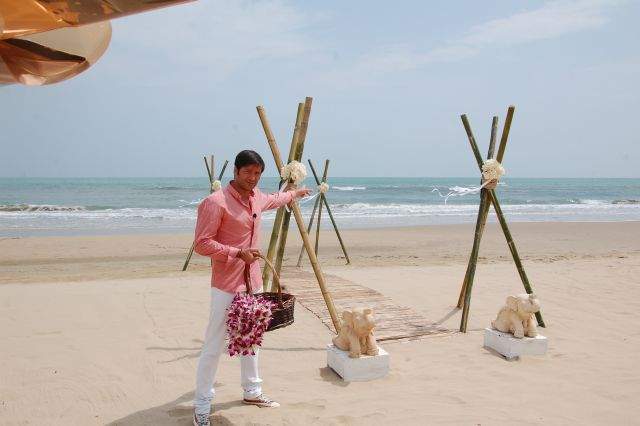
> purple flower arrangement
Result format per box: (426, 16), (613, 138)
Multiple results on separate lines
(226, 293), (275, 356)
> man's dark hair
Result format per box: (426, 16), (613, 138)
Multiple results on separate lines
(234, 150), (265, 172)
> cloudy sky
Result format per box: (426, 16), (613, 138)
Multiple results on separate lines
(3, 0), (639, 177)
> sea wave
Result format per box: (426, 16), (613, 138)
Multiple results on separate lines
(578, 199), (609, 205)
(2, 201), (640, 235)
(178, 198), (205, 207)
(152, 186), (194, 190)
(328, 202), (640, 218)
(333, 186), (367, 191)
(0, 204), (88, 212)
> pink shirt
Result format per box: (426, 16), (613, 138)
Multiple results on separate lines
(194, 183), (296, 293)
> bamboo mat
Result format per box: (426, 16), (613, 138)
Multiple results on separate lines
(278, 267), (455, 341)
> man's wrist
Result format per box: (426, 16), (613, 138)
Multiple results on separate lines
(230, 247), (242, 258)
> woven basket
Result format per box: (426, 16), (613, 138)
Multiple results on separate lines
(245, 254), (295, 332)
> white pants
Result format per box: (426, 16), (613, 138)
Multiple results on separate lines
(193, 287), (262, 415)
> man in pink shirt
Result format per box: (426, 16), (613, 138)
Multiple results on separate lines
(192, 150), (310, 426)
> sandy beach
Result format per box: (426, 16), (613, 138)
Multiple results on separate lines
(1, 221), (640, 425)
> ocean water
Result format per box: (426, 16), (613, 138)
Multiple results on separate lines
(1, 177), (639, 236)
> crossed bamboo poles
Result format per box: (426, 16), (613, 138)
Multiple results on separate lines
(261, 101), (309, 294)
(257, 97), (341, 333)
(457, 106), (546, 332)
(182, 156), (228, 271)
(295, 159), (351, 267)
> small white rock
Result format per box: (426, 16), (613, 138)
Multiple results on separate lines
(326, 344), (389, 382)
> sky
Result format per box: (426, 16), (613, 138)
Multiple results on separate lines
(2, 0), (639, 178)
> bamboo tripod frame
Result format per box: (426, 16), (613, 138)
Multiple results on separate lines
(182, 156), (229, 271)
(295, 159), (351, 266)
(458, 106), (546, 332)
(257, 98), (342, 333)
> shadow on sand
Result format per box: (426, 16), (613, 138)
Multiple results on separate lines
(106, 391), (240, 426)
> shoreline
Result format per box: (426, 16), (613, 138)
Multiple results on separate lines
(1, 218), (640, 239)
(2, 221), (639, 284)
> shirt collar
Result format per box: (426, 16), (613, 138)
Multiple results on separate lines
(226, 181), (255, 203)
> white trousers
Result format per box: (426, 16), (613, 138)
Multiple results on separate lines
(193, 287), (262, 415)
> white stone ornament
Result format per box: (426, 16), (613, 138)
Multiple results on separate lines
(492, 293), (540, 338)
(326, 308), (388, 381)
(486, 293), (547, 360)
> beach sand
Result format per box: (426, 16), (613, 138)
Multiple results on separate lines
(1, 222), (639, 425)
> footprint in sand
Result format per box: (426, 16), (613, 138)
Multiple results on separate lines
(287, 399), (326, 413)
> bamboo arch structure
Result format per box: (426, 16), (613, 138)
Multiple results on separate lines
(457, 105), (546, 332)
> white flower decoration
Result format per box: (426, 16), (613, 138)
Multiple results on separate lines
(481, 159), (505, 181)
(280, 161), (307, 185)
(211, 180), (222, 192)
(318, 182), (329, 194)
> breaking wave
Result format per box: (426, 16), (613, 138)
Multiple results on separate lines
(333, 186), (367, 191)
(0, 204), (88, 212)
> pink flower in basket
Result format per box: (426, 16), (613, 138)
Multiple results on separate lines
(226, 293), (276, 356)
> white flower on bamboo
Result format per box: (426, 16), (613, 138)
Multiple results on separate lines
(318, 182), (329, 194)
(211, 180), (222, 192)
(481, 159), (505, 181)
(280, 161), (307, 185)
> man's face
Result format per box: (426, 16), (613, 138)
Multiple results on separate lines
(234, 164), (263, 192)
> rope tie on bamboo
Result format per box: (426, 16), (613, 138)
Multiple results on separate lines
(432, 159), (505, 203)
(210, 180), (222, 192)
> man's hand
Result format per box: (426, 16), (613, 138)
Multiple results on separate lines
(237, 248), (261, 264)
(483, 178), (498, 190)
(294, 187), (311, 198)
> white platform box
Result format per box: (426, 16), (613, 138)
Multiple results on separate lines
(484, 327), (547, 360)
(326, 344), (389, 382)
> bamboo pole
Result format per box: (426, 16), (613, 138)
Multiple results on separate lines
(182, 156), (228, 271)
(182, 241), (198, 272)
(262, 209), (285, 290)
(262, 103), (304, 291)
(314, 160), (329, 255)
(295, 194), (321, 267)
(204, 156), (212, 182)
(457, 116), (498, 308)
(307, 159), (351, 265)
(485, 106), (544, 328)
(271, 99), (312, 290)
(257, 102), (342, 333)
(218, 160), (229, 180)
(488, 193), (545, 326)
(459, 188), (491, 332)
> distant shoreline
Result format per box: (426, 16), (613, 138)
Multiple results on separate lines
(1, 219), (640, 239)
(2, 221), (639, 285)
